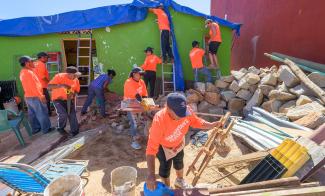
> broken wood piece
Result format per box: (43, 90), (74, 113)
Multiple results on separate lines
(209, 176), (300, 194)
(284, 58), (325, 104)
(213, 165), (246, 183)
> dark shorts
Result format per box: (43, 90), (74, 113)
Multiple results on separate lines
(209, 41), (221, 54)
(156, 145), (184, 178)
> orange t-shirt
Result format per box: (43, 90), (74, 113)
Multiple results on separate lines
(33, 60), (49, 88)
(123, 78), (148, 100)
(141, 54), (162, 72)
(152, 8), (170, 31)
(49, 73), (80, 101)
(209, 23), (222, 42)
(189, 48), (205, 69)
(19, 68), (44, 99)
(146, 107), (206, 155)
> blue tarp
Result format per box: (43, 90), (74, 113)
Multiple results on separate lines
(0, 0), (241, 91)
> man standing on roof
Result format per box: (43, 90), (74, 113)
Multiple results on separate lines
(123, 67), (148, 150)
(81, 69), (116, 118)
(33, 52), (51, 115)
(189, 40), (212, 83)
(205, 19), (222, 79)
(141, 47), (162, 98)
(48, 66), (81, 137)
(149, 5), (174, 63)
(19, 56), (53, 134)
(145, 93), (221, 189)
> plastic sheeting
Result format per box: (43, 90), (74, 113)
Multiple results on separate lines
(0, 0), (241, 91)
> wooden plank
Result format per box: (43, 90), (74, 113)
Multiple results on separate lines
(209, 151), (269, 169)
(209, 177), (300, 194)
(248, 186), (325, 196)
(141, 188), (209, 196)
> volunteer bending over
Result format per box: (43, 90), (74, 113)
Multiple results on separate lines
(146, 93), (221, 189)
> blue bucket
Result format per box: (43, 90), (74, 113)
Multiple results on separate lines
(144, 182), (174, 196)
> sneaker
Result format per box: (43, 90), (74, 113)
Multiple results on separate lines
(174, 178), (192, 189)
(131, 141), (142, 150)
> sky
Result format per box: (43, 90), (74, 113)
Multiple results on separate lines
(0, 0), (211, 20)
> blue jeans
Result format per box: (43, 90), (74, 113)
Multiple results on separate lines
(81, 86), (106, 116)
(194, 67), (212, 83)
(127, 112), (137, 137)
(25, 97), (51, 133)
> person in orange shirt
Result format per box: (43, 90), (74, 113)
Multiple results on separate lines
(149, 5), (174, 63)
(33, 52), (51, 115)
(145, 93), (221, 190)
(19, 56), (52, 134)
(189, 41), (212, 83)
(205, 19), (222, 79)
(123, 67), (148, 150)
(48, 66), (81, 137)
(141, 47), (162, 98)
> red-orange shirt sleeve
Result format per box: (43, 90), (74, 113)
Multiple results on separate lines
(72, 79), (80, 93)
(188, 108), (207, 129)
(199, 48), (205, 56)
(146, 114), (164, 155)
(156, 56), (162, 64)
(48, 74), (62, 85)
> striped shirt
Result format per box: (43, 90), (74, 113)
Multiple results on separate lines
(90, 74), (111, 89)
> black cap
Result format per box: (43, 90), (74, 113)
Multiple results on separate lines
(129, 67), (144, 78)
(19, 56), (35, 66)
(144, 47), (154, 53)
(37, 52), (49, 59)
(192, 41), (200, 47)
(167, 92), (190, 118)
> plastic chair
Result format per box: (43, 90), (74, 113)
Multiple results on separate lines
(0, 159), (89, 195)
(0, 109), (29, 146)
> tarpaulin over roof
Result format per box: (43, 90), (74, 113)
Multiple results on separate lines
(0, 0), (241, 91)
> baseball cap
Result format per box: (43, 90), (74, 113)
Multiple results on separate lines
(129, 67), (144, 78)
(19, 56), (35, 66)
(167, 92), (190, 118)
(192, 41), (200, 47)
(37, 52), (49, 59)
(205, 19), (213, 28)
(144, 47), (154, 53)
(66, 66), (81, 75)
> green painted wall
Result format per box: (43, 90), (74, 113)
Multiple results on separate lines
(0, 9), (232, 96)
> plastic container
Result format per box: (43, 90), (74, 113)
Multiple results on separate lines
(271, 138), (310, 177)
(44, 175), (83, 196)
(111, 166), (137, 196)
(240, 154), (287, 184)
(144, 181), (174, 196)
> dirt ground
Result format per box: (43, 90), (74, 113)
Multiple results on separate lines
(68, 125), (254, 196)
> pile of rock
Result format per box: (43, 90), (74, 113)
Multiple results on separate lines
(187, 65), (325, 129)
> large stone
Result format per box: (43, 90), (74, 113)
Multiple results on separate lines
(236, 89), (253, 101)
(245, 73), (260, 85)
(296, 95), (312, 106)
(197, 101), (213, 113)
(278, 65), (300, 87)
(270, 65), (278, 73)
(217, 100), (227, 108)
(260, 73), (277, 86)
(294, 112), (325, 129)
(229, 80), (240, 93)
(244, 89), (264, 111)
(204, 92), (221, 105)
(215, 80), (229, 89)
(228, 98), (246, 113)
(269, 90), (296, 101)
(248, 66), (260, 75)
(195, 82), (206, 94)
(289, 84), (314, 96)
(238, 77), (250, 89)
(206, 82), (218, 92)
(221, 91), (236, 102)
(279, 100), (296, 113)
(308, 72), (325, 88)
(186, 89), (204, 103)
(262, 99), (282, 113)
(259, 85), (275, 96)
(208, 107), (224, 115)
(221, 75), (235, 83)
(231, 70), (246, 80)
(276, 82), (289, 92)
(286, 102), (325, 121)
(249, 84), (258, 94)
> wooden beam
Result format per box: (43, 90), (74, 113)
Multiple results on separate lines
(209, 177), (300, 194)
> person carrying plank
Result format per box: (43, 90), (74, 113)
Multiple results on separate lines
(141, 47), (162, 98)
(149, 5), (174, 63)
(19, 56), (53, 134)
(123, 67), (148, 150)
(48, 66), (81, 137)
(145, 93), (221, 189)
(205, 19), (222, 79)
(189, 40), (212, 83)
